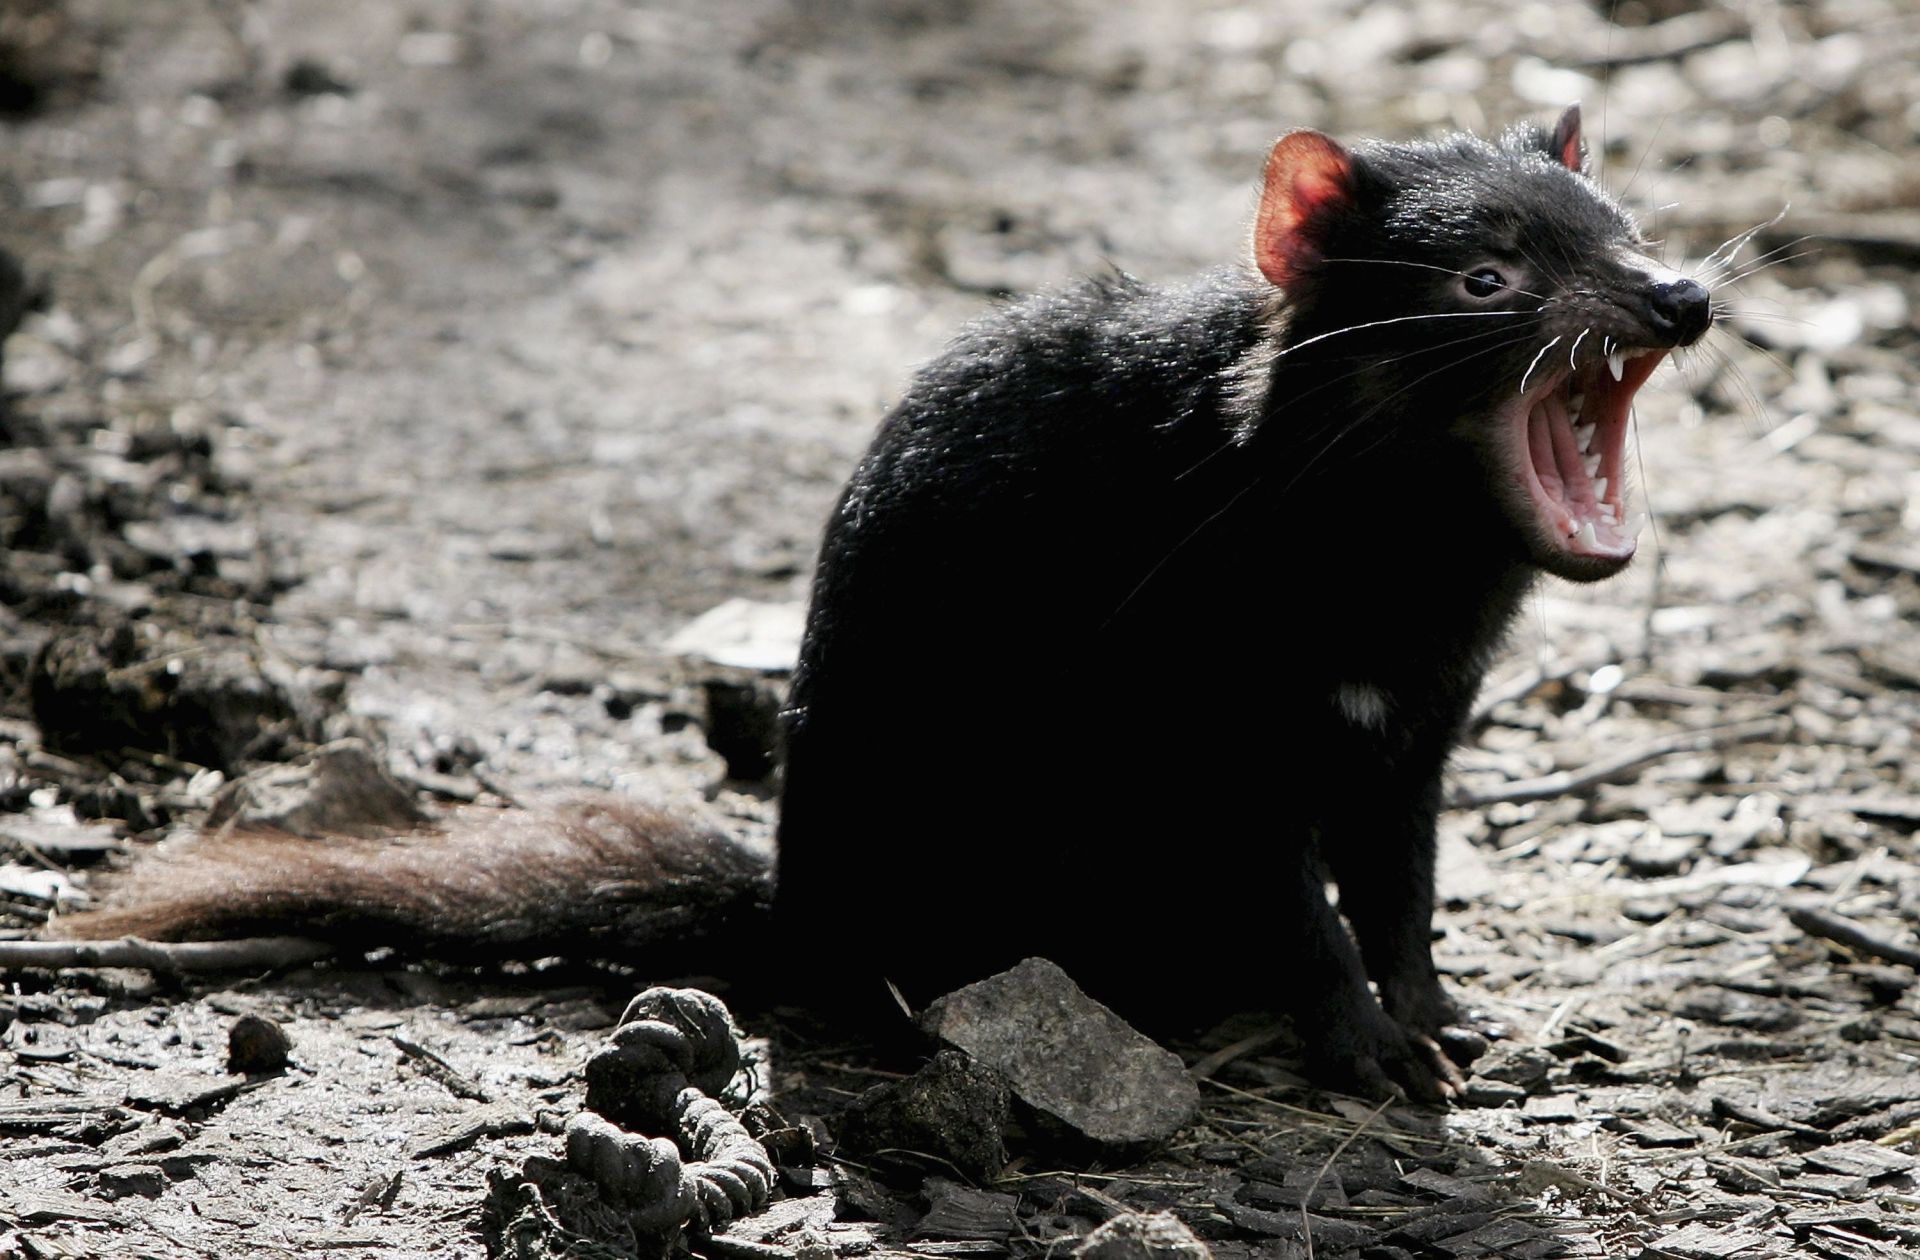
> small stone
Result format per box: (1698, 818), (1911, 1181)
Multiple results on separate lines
(227, 1013), (292, 1075)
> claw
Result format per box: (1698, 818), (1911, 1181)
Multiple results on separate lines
(1415, 1034), (1467, 1099)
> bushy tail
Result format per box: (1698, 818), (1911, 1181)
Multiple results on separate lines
(49, 794), (774, 957)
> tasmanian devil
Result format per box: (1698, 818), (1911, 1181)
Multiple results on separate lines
(55, 106), (1711, 1101)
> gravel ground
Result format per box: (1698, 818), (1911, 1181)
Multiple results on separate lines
(0, 1), (1917, 1256)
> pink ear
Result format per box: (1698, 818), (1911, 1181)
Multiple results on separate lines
(1550, 104), (1585, 173)
(1254, 130), (1355, 290)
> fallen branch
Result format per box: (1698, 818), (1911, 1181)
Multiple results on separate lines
(1787, 906), (1920, 971)
(1187, 1026), (1288, 1082)
(1776, 211), (1920, 261)
(1564, 10), (1748, 69)
(1467, 656), (1582, 729)
(1449, 715), (1790, 809)
(0, 935), (335, 973)
(1709, 1095), (1829, 1142)
(413, 1109), (533, 1159)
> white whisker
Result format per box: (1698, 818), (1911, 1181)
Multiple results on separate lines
(1519, 335), (1563, 395)
(1567, 327), (1591, 371)
(1270, 309), (1528, 363)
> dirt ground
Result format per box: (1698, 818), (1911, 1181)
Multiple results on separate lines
(0, 0), (1918, 1256)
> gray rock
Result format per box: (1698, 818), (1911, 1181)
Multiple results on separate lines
(205, 739), (427, 837)
(1073, 1212), (1212, 1260)
(839, 1049), (1009, 1181)
(919, 958), (1198, 1155)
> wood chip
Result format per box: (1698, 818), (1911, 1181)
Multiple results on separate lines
(1802, 1140), (1918, 1180)
(916, 1181), (1019, 1243)
(1520, 1095), (1583, 1124)
(1648, 1222), (1778, 1258)
(1786, 1172), (1872, 1199)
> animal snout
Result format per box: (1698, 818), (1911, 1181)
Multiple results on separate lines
(1646, 277), (1712, 347)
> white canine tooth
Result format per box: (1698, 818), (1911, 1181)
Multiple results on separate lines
(1582, 453), (1601, 476)
(1594, 476), (1609, 500)
(1578, 521), (1600, 549)
(1607, 351), (1626, 381)
(1576, 424), (1595, 453)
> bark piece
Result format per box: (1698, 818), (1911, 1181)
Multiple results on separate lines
(915, 1179), (1019, 1243)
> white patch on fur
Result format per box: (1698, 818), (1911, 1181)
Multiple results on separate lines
(1219, 297), (1289, 436)
(1334, 682), (1390, 731)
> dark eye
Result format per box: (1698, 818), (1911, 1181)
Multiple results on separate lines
(1463, 268), (1507, 298)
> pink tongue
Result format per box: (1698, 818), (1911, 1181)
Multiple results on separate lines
(1530, 392), (1576, 507)
(1547, 396), (1589, 508)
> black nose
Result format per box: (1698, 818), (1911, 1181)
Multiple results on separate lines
(1648, 278), (1712, 347)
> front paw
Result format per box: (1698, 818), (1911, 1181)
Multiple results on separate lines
(1381, 981), (1496, 1072)
(1311, 1009), (1466, 1104)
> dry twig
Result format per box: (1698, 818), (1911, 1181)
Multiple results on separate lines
(0, 935), (334, 973)
(1449, 715), (1790, 808)
(1787, 906), (1920, 972)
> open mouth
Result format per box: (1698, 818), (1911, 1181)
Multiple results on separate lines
(1505, 346), (1666, 575)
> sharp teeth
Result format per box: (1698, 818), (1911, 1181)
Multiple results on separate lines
(1576, 424), (1596, 453)
(1578, 521), (1600, 549)
(1600, 503), (1618, 522)
(1593, 476), (1609, 500)
(1583, 453), (1601, 476)
(1607, 351), (1626, 381)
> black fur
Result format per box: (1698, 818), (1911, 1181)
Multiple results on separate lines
(775, 119), (1691, 1098)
